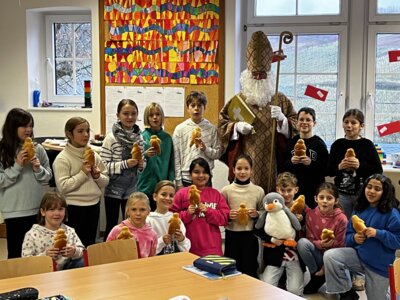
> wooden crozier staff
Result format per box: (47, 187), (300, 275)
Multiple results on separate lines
(267, 31), (294, 190)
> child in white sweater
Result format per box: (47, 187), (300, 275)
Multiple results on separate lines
(147, 180), (191, 254)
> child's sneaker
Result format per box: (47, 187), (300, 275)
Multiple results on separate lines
(352, 277), (365, 291)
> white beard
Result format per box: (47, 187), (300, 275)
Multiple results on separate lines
(240, 69), (276, 108)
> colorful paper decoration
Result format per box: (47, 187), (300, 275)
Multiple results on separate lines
(192, 41), (218, 62)
(190, 63), (219, 84)
(304, 85), (328, 101)
(189, 19), (219, 41)
(160, 62), (190, 83)
(162, 19), (189, 41)
(161, 41), (190, 62)
(377, 120), (400, 137)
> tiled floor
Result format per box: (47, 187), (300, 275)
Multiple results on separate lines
(0, 237), (367, 299)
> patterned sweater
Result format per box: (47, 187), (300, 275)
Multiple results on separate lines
(22, 223), (84, 271)
(173, 118), (223, 186)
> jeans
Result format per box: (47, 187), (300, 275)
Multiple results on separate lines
(297, 238), (324, 274)
(261, 260), (304, 296)
(63, 257), (85, 270)
(339, 193), (357, 220)
(324, 247), (390, 300)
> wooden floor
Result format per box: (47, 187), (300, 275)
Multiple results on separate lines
(0, 238), (366, 299)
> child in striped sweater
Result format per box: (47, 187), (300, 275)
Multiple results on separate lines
(173, 91), (223, 189)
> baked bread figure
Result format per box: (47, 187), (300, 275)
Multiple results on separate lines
(237, 203), (249, 226)
(188, 185), (201, 207)
(131, 143), (142, 161)
(53, 228), (67, 249)
(84, 146), (95, 167)
(345, 148), (356, 159)
(290, 195), (305, 215)
(168, 213), (181, 235)
(321, 228), (335, 241)
(117, 226), (133, 240)
(190, 127), (202, 147)
(22, 137), (35, 163)
(294, 139), (306, 157)
(352, 215), (366, 233)
(149, 135), (162, 155)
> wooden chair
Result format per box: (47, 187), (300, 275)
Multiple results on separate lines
(86, 239), (139, 266)
(0, 256), (54, 279)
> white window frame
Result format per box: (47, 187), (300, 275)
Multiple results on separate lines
(365, 25), (400, 140)
(369, 0), (400, 22)
(45, 14), (91, 105)
(245, 25), (348, 140)
(247, 0), (348, 24)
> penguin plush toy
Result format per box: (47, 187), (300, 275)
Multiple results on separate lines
(255, 192), (301, 248)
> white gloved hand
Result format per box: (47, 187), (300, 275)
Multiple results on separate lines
(270, 105), (286, 122)
(235, 121), (253, 135)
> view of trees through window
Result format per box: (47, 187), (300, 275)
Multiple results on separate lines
(374, 33), (400, 146)
(268, 34), (339, 143)
(53, 22), (92, 96)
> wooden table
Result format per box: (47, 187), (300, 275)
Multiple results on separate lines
(0, 252), (302, 299)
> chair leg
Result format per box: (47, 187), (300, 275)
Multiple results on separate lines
(389, 264), (396, 300)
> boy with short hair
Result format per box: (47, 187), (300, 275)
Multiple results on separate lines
(173, 91), (223, 188)
(256, 172), (305, 296)
(283, 107), (329, 208)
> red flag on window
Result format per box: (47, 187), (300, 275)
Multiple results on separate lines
(272, 50), (287, 63)
(377, 120), (400, 137)
(388, 50), (400, 62)
(304, 85), (328, 101)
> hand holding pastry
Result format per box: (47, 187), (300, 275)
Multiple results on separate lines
(46, 246), (60, 259)
(198, 202), (207, 213)
(30, 156), (41, 172)
(174, 229), (185, 242)
(16, 149), (27, 166)
(127, 158), (139, 168)
(61, 245), (76, 258)
(81, 162), (92, 175)
(91, 165), (101, 179)
(229, 209), (238, 220)
(162, 234), (172, 245)
(145, 147), (157, 158)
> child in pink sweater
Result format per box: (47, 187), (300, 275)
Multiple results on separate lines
(107, 192), (157, 258)
(171, 158), (229, 256)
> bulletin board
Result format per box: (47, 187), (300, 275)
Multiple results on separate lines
(99, 0), (225, 135)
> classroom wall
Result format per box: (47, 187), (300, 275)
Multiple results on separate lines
(0, 0), (101, 137)
(0, 1), (240, 137)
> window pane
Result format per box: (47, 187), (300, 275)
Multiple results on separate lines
(269, 36), (296, 73)
(55, 60), (73, 95)
(377, 0), (400, 14)
(54, 23), (72, 58)
(298, 35), (339, 73)
(296, 75), (337, 141)
(265, 33), (340, 144)
(76, 60), (92, 95)
(75, 23), (92, 58)
(374, 33), (400, 147)
(299, 0), (340, 15)
(376, 34), (400, 73)
(256, 0), (295, 16)
(255, 0), (340, 16)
